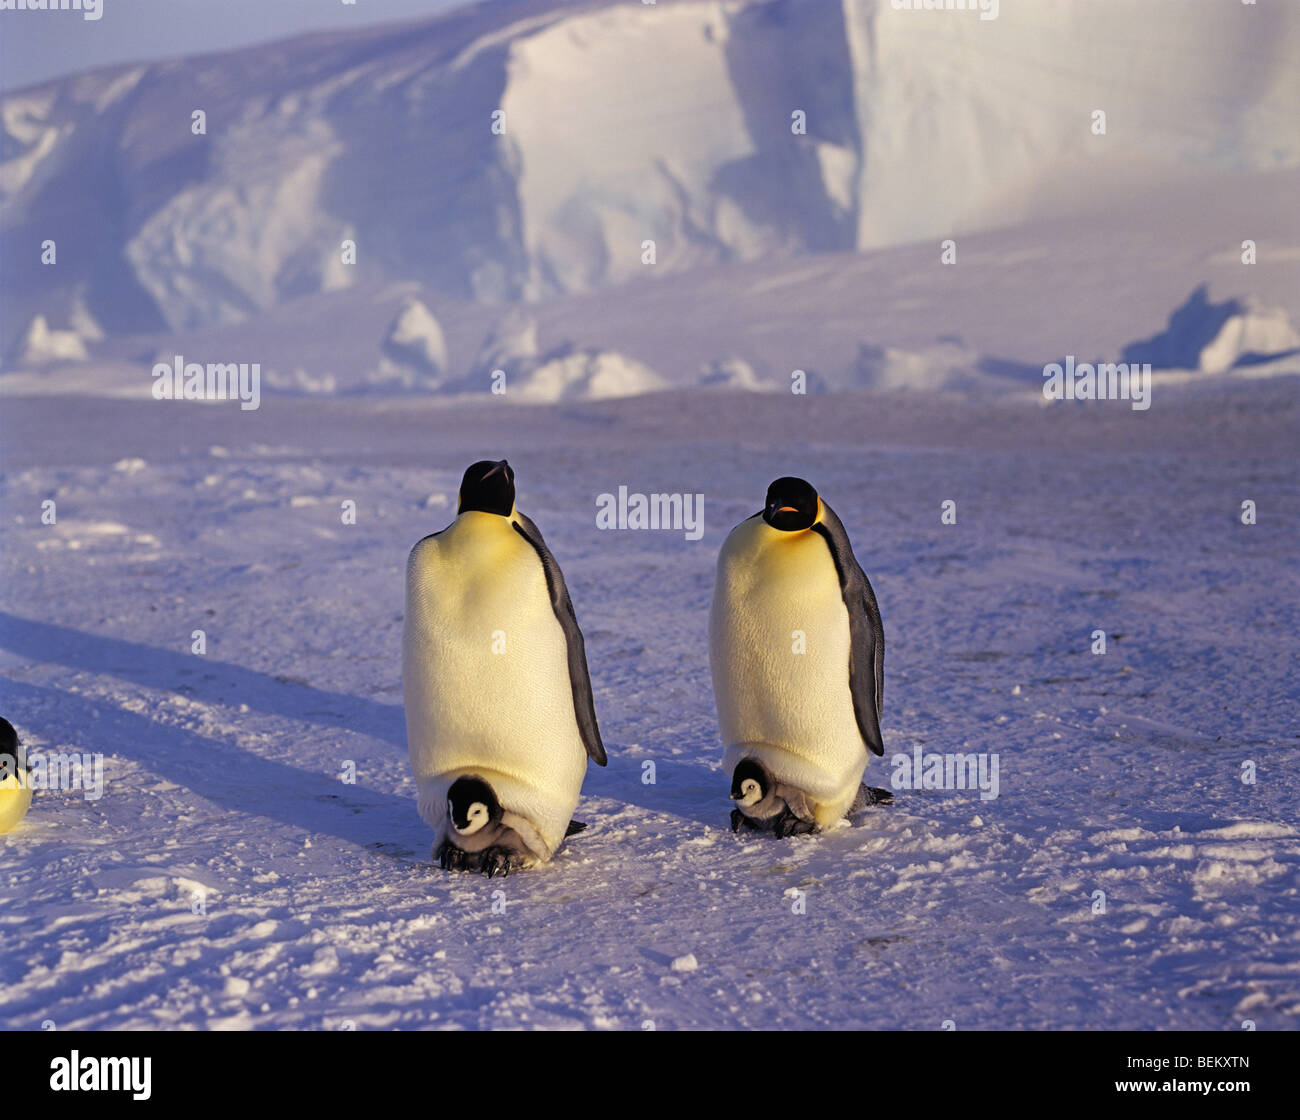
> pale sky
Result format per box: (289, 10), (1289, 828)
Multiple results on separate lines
(0, 0), (483, 92)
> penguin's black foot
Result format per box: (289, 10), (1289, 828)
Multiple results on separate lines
(731, 808), (777, 834)
(772, 808), (817, 839)
(479, 846), (523, 878)
(435, 840), (525, 877)
(565, 819), (588, 837)
(435, 840), (466, 871)
(730, 807), (814, 837)
(847, 783), (896, 818)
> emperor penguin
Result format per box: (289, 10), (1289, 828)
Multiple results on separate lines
(709, 477), (892, 838)
(402, 459), (607, 876)
(0, 718), (32, 834)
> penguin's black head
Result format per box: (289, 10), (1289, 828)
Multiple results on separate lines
(458, 460), (515, 517)
(763, 477), (819, 532)
(731, 758), (771, 808)
(447, 776), (502, 836)
(0, 717), (26, 778)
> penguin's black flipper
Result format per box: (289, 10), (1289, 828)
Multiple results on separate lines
(512, 513), (608, 767)
(565, 819), (588, 837)
(813, 503), (885, 757)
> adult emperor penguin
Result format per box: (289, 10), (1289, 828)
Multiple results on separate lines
(402, 459), (607, 876)
(709, 477), (892, 838)
(0, 717), (33, 834)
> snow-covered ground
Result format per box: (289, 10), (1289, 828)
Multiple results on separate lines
(1, 382), (1296, 1030)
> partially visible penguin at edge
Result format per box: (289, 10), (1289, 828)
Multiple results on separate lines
(402, 460), (607, 877)
(0, 717), (33, 834)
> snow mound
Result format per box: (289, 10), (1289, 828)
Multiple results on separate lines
(461, 313), (665, 401)
(701, 356), (770, 392)
(849, 340), (992, 392)
(469, 310), (540, 385)
(512, 345), (668, 403)
(1121, 286), (1300, 373)
(380, 298), (449, 381)
(262, 367), (339, 395)
(5, 315), (89, 366)
(1195, 305), (1300, 374)
(68, 296), (105, 343)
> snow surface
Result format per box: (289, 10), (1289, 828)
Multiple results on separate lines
(0, 384), (1297, 1030)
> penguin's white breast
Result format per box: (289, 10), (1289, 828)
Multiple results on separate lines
(402, 512), (584, 785)
(709, 518), (864, 773)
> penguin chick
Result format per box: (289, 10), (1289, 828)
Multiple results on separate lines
(730, 758), (894, 838)
(729, 757), (817, 838)
(435, 776), (531, 877)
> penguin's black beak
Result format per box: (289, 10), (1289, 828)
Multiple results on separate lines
(483, 459), (508, 480)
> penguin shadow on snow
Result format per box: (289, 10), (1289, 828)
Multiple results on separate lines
(0, 612), (407, 749)
(0, 615), (899, 860)
(0, 679), (421, 852)
(0, 614), (721, 856)
(587, 757), (725, 831)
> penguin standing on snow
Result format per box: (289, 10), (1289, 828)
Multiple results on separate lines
(709, 477), (892, 838)
(403, 460), (606, 876)
(0, 718), (33, 834)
